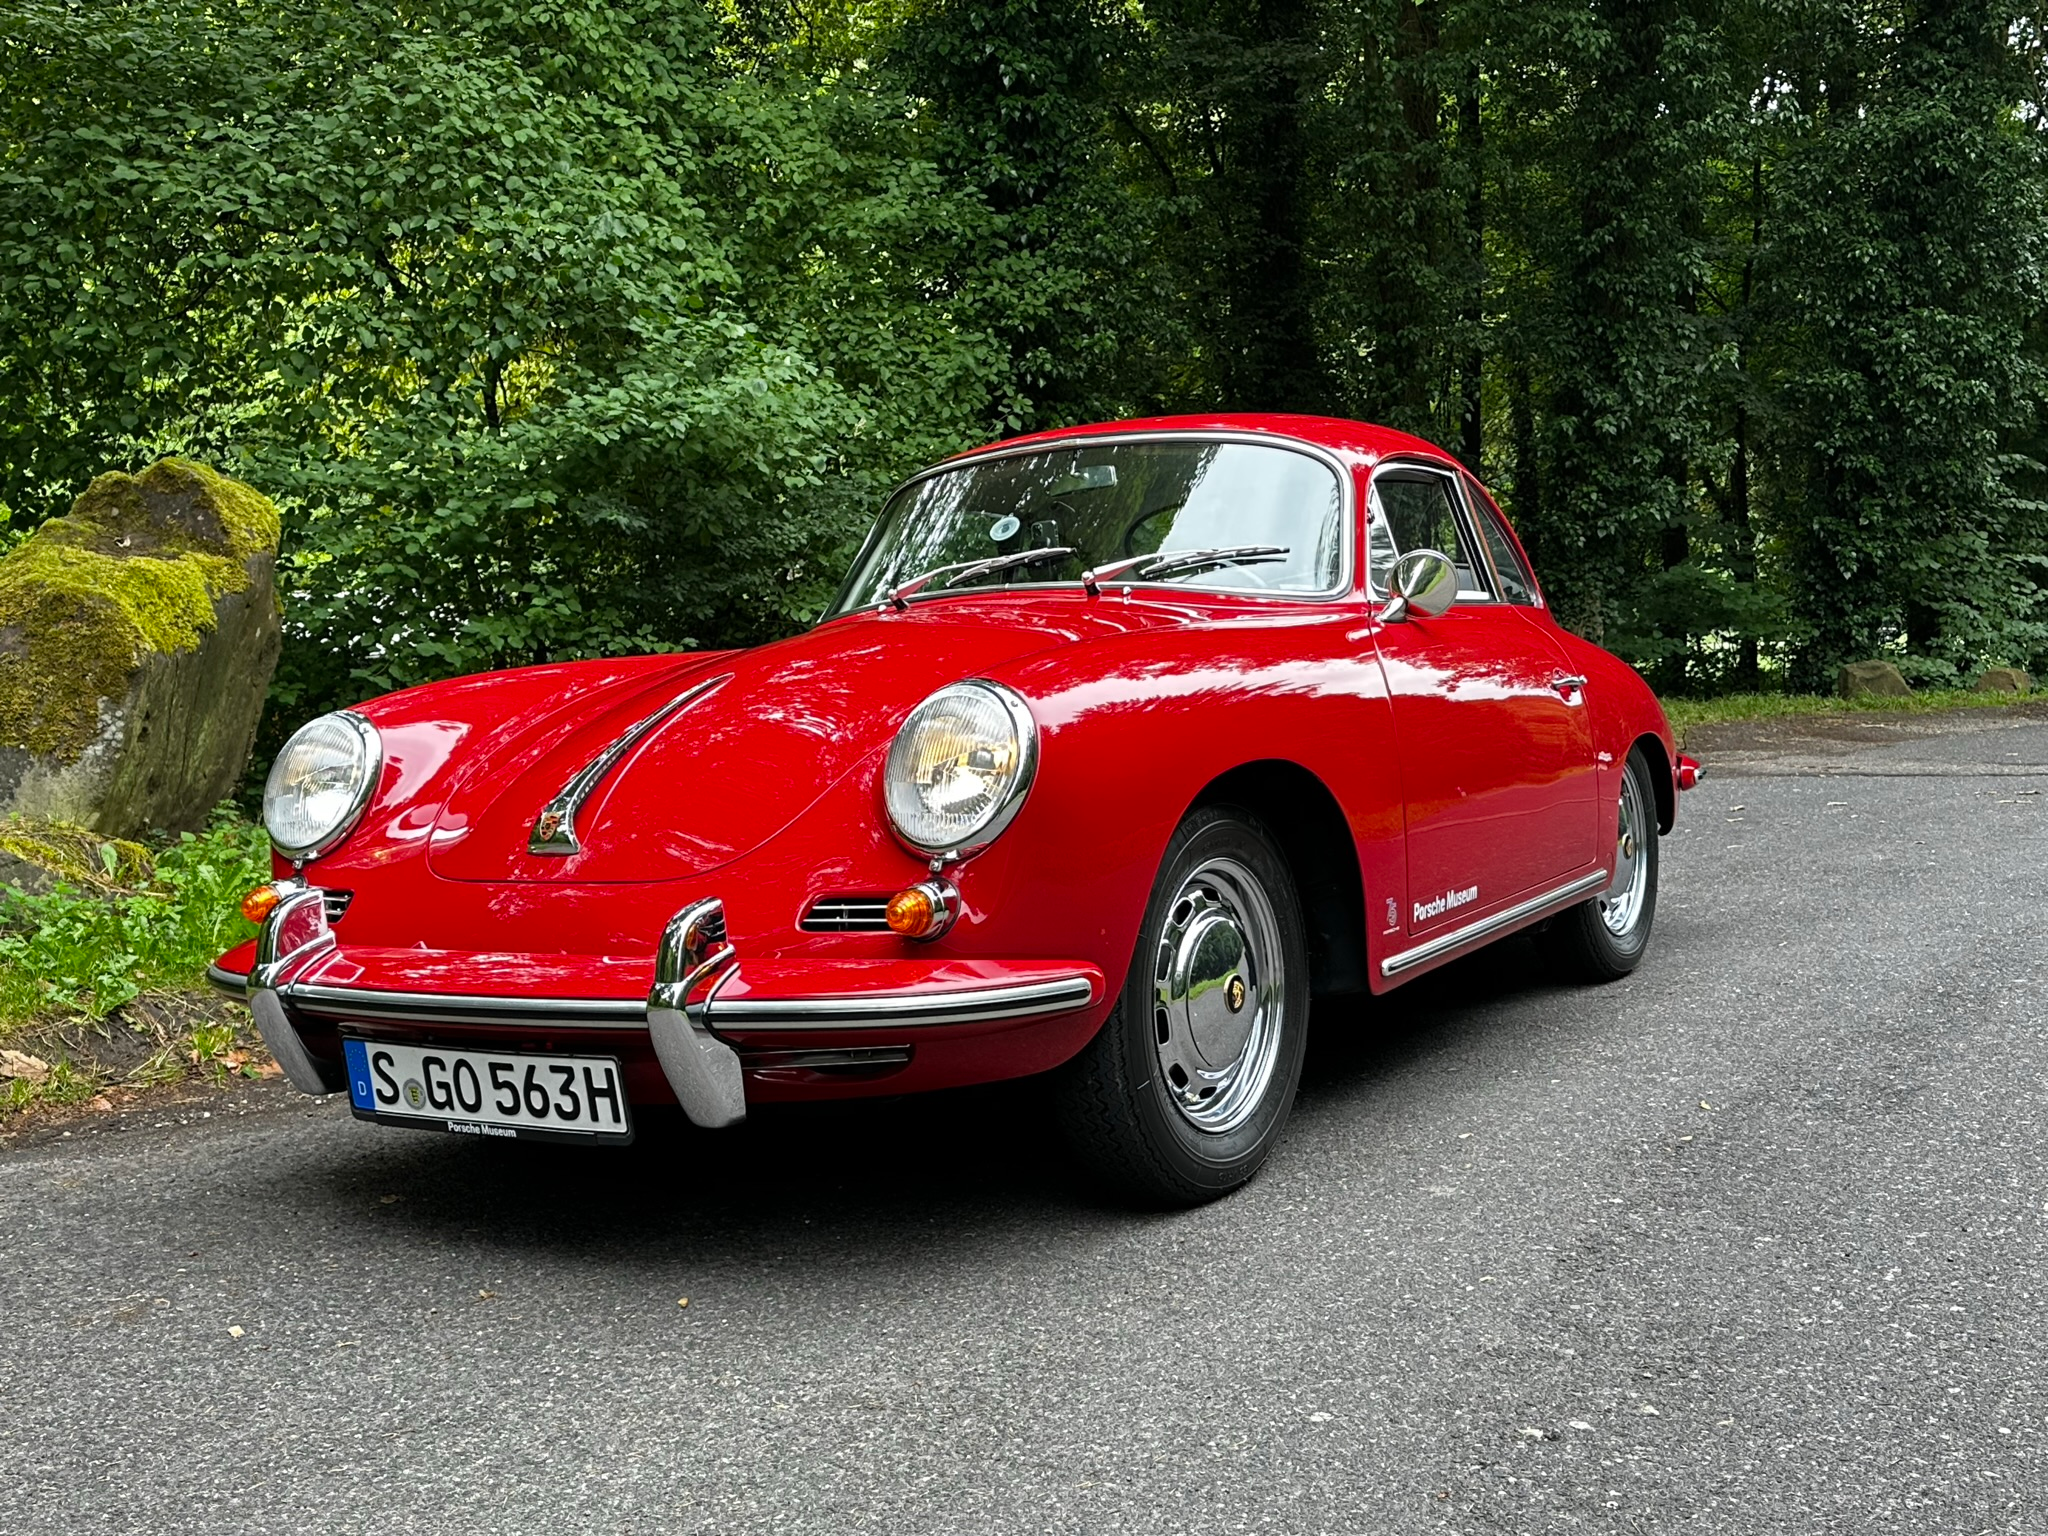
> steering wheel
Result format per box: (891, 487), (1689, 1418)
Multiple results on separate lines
(1120, 499), (1187, 558)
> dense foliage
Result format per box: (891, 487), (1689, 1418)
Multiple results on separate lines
(0, 813), (267, 1024)
(1, 0), (2044, 707)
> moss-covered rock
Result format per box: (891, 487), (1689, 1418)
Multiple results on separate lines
(0, 816), (152, 894)
(1838, 660), (1912, 700)
(1973, 666), (2032, 694)
(0, 460), (282, 836)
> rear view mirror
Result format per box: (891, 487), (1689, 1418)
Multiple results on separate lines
(1379, 548), (1457, 623)
(1047, 465), (1118, 496)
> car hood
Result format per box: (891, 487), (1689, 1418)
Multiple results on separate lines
(424, 604), (1140, 883)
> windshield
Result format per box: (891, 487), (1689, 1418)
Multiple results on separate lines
(826, 438), (1346, 616)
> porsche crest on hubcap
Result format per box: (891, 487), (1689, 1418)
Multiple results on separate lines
(1150, 857), (1285, 1133)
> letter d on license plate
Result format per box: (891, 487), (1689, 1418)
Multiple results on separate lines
(342, 1038), (632, 1143)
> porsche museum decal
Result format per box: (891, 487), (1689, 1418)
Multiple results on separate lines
(1413, 885), (1479, 925)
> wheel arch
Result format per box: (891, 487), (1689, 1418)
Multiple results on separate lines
(1631, 731), (1675, 833)
(1189, 759), (1368, 999)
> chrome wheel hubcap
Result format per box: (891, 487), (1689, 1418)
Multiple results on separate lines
(1601, 770), (1650, 937)
(1150, 857), (1285, 1133)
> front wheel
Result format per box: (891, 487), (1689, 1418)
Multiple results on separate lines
(1054, 807), (1309, 1206)
(1544, 745), (1661, 982)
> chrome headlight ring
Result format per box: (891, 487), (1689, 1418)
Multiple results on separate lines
(884, 681), (1039, 861)
(262, 710), (382, 863)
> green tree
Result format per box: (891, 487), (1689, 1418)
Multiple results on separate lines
(0, 0), (1016, 713)
(1758, 0), (2047, 685)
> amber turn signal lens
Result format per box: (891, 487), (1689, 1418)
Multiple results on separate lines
(885, 886), (937, 938)
(240, 884), (282, 924)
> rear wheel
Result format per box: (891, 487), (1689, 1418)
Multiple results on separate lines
(1054, 807), (1309, 1206)
(1544, 745), (1660, 982)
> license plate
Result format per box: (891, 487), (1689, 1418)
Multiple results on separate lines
(341, 1038), (632, 1143)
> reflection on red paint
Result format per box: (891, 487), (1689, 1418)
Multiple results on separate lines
(222, 413), (1681, 1109)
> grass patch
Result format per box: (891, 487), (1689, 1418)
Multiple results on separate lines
(0, 811), (271, 1115)
(1660, 688), (2032, 742)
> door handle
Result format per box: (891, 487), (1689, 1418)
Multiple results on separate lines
(1551, 674), (1588, 696)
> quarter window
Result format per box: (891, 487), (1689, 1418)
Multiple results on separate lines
(1465, 479), (1539, 606)
(1366, 471), (1493, 601)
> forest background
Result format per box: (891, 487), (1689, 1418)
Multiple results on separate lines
(3, 0), (2046, 728)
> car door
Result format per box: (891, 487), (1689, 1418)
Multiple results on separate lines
(1365, 463), (1599, 936)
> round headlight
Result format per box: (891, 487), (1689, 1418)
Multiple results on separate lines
(263, 711), (381, 860)
(884, 682), (1038, 857)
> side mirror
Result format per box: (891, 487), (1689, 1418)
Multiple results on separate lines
(1378, 548), (1457, 623)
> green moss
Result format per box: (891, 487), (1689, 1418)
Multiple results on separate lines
(0, 460), (281, 761)
(0, 816), (152, 891)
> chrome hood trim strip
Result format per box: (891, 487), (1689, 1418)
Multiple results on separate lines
(529, 673), (730, 855)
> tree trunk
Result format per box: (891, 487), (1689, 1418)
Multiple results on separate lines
(1458, 61), (1484, 470)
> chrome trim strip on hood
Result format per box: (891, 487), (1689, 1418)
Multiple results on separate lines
(529, 673), (730, 856)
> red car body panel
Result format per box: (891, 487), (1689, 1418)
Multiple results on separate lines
(221, 413), (1682, 1119)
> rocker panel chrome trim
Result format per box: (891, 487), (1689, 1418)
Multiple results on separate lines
(1380, 869), (1609, 978)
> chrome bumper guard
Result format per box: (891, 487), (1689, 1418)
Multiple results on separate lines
(231, 893), (1096, 1132)
(247, 887), (348, 1096)
(645, 898), (747, 1130)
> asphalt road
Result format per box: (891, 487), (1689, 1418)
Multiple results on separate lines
(3, 714), (2045, 1535)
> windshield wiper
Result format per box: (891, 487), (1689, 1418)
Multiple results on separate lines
(886, 546), (1079, 610)
(1080, 545), (1290, 595)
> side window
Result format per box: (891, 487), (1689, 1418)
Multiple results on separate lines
(1367, 471), (1493, 600)
(1464, 476), (1539, 606)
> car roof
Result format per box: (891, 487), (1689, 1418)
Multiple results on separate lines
(957, 412), (1462, 471)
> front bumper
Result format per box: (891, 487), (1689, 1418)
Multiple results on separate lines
(212, 900), (1104, 1127)
(217, 968), (1096, 1033)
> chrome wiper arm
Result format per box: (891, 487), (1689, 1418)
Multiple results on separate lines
(886, 546), (1078, 610)
(1080, 545), (1290, 595)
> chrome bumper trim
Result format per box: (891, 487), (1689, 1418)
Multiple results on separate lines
(271, 973), (1097, 1033)
(1380, 869), (1610, 978)
(286, 984), (646, 1028)
(206, 963), (250, 999)
(711, 974), (1096, 1031)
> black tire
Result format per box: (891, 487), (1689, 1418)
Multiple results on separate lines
(1544, 745), (1660, 982)
(1054, 806), (1310, 1206)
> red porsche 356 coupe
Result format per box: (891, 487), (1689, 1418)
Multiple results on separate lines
(214, 414), (1700, 1203)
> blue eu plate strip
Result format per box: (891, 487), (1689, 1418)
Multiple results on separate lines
(342, 1038), (374, 1110)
